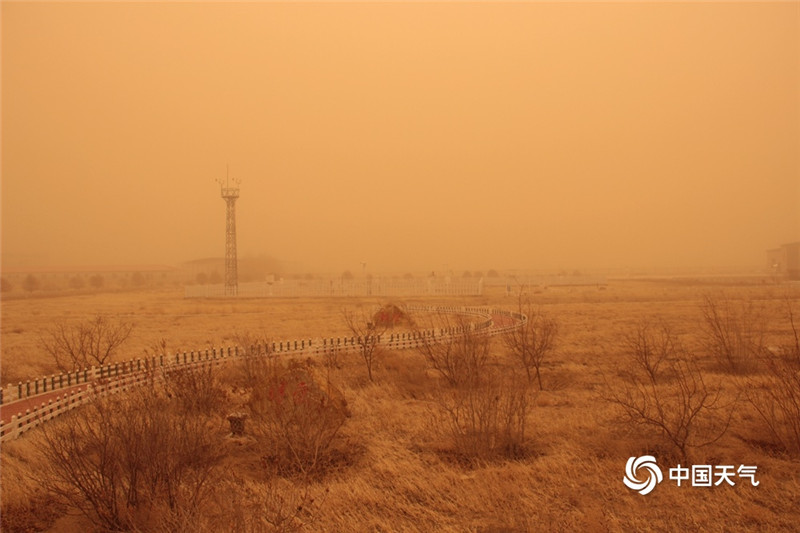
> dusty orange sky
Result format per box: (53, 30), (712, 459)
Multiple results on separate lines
(2, 2), (798, 273)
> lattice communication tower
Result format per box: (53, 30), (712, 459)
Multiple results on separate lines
(218, 172), (240, 296)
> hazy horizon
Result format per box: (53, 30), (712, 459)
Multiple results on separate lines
(2, 2), (798, 274)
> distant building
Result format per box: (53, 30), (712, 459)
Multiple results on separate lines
(767, 242), (800, 280)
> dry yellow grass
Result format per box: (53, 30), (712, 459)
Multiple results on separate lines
(2, 281), (799, 532)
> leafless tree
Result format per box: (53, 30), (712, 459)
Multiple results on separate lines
(342, 308), (388, 382)
(609, 322), (735, 461)
(743, 295), (800, 456)
(622, 322), (677, 383)
(503, 291), (558, 389)
(700, 294), (766, 373)
(39, 314), (134, 373)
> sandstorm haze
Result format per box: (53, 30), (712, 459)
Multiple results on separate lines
(2, 2), (797, 274)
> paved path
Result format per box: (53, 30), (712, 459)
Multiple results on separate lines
(0, 384), (89, 422)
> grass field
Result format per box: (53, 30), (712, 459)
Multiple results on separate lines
(1, 280), (799, 532)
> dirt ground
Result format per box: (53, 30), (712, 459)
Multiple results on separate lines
(1, 280), (799, 532)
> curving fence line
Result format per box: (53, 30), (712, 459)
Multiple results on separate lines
(0, 305), (525, 442)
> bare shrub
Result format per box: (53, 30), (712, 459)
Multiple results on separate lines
(342, 307), (388, 382)
(321, 343), (342, 372)
(503, 291), (558, 389)
(36, 386), (221, 531)
(608, 322), (735, 461)
(415, 314), (490, 387)
(373, 302), (414, 328)
(249, 359), (348, 476)
(426, 325), (534, 462)
(701, 294), (766, 373)
(436, 368), (533, 463)
(228, 332), (274, 389)
(743, 297), (800, 456)
(163, 362), (226, 415)
(39, 314), (134, 373)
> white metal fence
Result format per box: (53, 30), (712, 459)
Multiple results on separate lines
(0, 305), (524, 441)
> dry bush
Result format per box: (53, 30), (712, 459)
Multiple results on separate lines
(372, 302), (414, 328)
(321, 342), (342, 372)
(742, 297), (800, 456)
(248, 358), (349, 476)
(436, 368), (533, 463)
(415, 314), (490, 387)
(342, 307), (388, 382)
(503, 292), (558, 389)
(701, 294), (766, 373)
(425, 326), (534, 463)
(35, 385), (222, 531)
(162, 362), (227, 415)
(608, 322), (735, 461)
(38, 314), (134, 372)
(229, 332), (274, 389)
